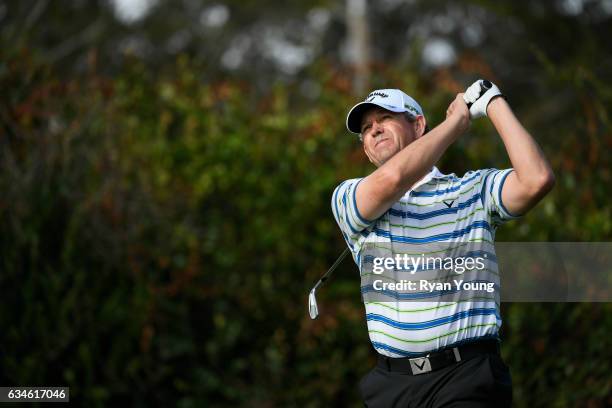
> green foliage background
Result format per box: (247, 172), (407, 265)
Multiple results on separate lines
(1, 2), (611, 406)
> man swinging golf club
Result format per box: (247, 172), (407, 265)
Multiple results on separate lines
(329, 80), (555, 407)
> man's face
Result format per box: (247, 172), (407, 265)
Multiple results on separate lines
(360, 107), (425, 167)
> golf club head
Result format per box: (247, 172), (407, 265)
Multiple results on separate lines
(308, 289), (319, 319)
(308, 248), (349, 320)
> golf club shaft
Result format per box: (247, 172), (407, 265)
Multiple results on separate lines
(312, 247), (350, 291)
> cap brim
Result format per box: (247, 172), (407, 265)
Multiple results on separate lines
(345, 102), (407, 134)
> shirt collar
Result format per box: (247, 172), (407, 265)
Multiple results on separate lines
(405, 166), (445, 195)
(430, 166), (446, 179)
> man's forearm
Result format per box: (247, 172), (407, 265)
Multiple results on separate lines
(487, 97), (555, 213)
(355, 113), (467, 221)
(383, 115), (465, 191)
(488, 97), (554, 186)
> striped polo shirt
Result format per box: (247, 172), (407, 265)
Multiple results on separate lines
(331, 167), (519, 357)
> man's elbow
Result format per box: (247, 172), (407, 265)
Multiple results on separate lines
(375, 167), (402, 193)
(539, 169), (555, 194)
(527, 169), (556, 198)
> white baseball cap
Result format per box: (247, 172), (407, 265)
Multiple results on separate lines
(346, 89), (424, 134)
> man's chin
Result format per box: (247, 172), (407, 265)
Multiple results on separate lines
(377, 149), (399, 165)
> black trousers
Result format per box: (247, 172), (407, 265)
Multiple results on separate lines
(359, 352), (513, 407)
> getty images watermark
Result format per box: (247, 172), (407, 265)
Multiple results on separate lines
(360, 242), (612, 303)
(371, 253), (494, 294)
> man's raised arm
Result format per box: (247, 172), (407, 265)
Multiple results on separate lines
(355, 94), (470, 221)
(486, 97), (555, 215)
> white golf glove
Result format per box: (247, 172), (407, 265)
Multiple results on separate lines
(463, 79), (503, 119)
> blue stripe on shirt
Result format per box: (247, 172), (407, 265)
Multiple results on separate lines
(332, 181), (346, 224)
(341, 189), (360, 234)
(389, 193), (481, 220)
(480, 170), (492, 208)
(366, 307), (497, 330)
(498, 170), (518, 218)
(352, 178), (372, 225)
(373, 220), (491, 243)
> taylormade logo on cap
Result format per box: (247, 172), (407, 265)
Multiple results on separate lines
(346, 89), (424, 134)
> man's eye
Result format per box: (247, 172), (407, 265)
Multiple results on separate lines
(362, 125), (371, 133)
(382, 114), (391, 120)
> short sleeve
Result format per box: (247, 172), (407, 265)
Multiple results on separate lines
(480, 168), (521, 225)
(331, 178), (375, 246)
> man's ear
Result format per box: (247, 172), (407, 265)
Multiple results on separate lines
(414, 115), (427, 138)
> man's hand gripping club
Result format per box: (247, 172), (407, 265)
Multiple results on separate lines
(463, 79), (503, 119)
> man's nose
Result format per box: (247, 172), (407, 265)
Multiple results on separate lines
(372, 121), (384, 136)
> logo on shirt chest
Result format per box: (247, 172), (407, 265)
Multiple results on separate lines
(442, 199), (455, 208)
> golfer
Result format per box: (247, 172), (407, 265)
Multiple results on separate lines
(331, 80), (554, 407)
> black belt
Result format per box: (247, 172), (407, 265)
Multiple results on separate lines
(377, 339), (500, 375)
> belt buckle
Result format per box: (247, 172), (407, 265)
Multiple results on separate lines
(409, 354), (432, 375)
